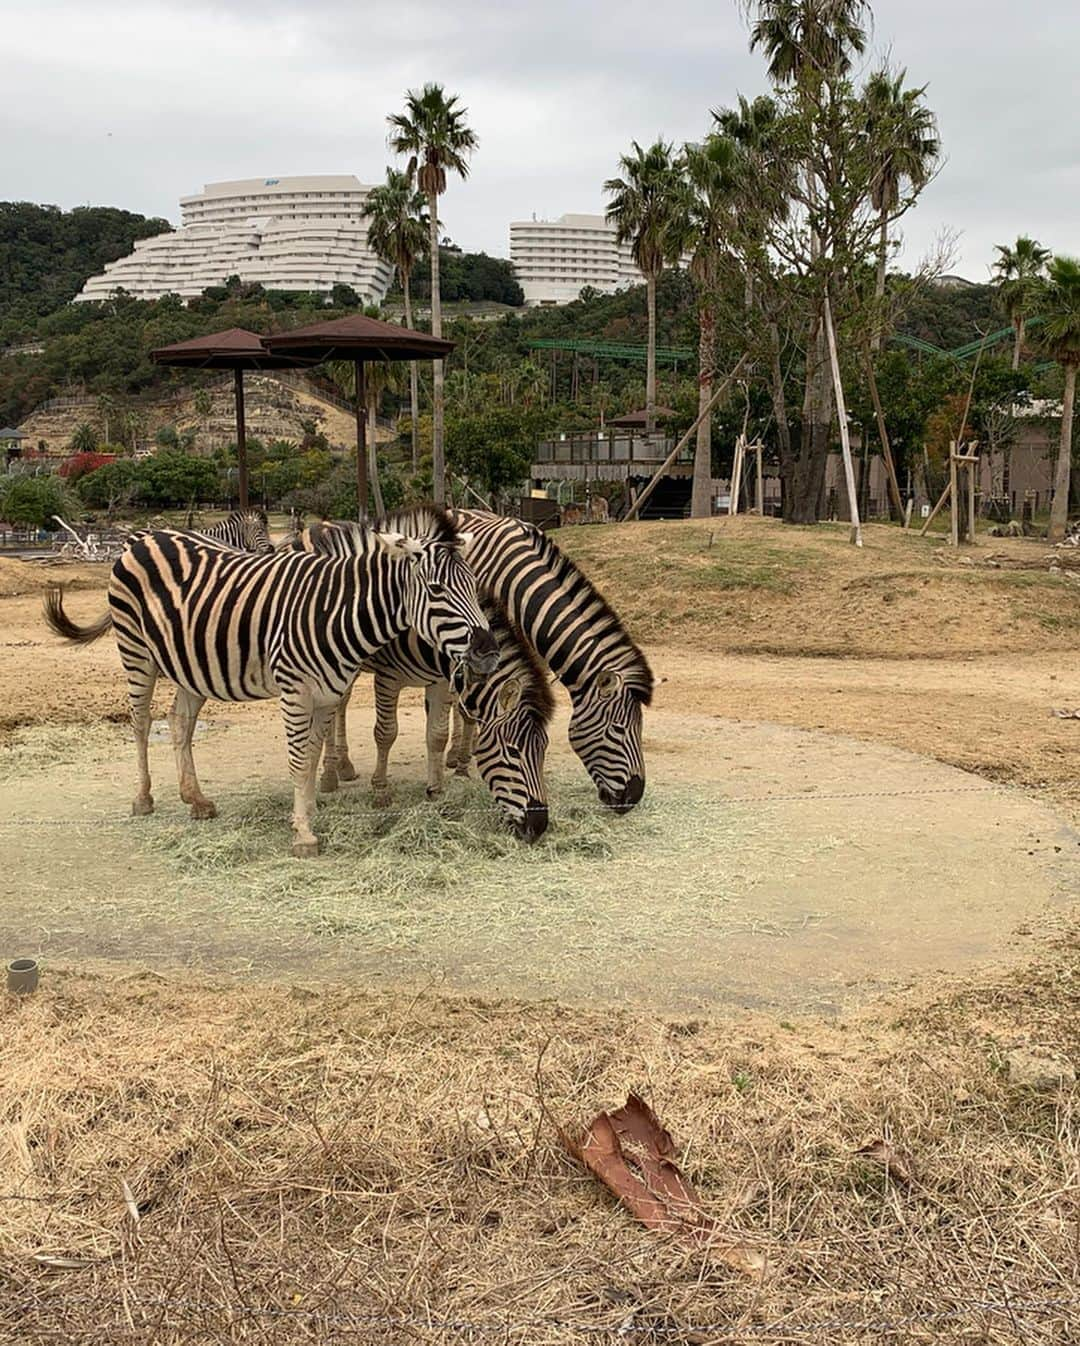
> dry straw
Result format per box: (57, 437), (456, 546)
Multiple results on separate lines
(0, 932), (1076, 1344)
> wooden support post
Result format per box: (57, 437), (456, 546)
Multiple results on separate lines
(919, 479), (953, 536)
(234, 369), (248, 509)
(755, 442), (764, 514)
(967, 444), (977, 543)
(625, 352), (750, 522)
(949, 442), (959, 546)
(822, 295), (862, 546)
(354, 358), (367, 521)
(863, 350), (905, 523)
(728, 434), (745, 516)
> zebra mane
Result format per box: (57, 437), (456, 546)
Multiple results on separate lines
(482, 595), (556, 725)
(378, 505), (462, 547)
(530, 527), (655, 706)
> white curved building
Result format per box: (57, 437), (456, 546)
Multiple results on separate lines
(510, 213), (640, 306)
(75, 175), (394, 304)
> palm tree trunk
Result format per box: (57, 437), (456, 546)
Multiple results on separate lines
(1012, 315), (1023, 371)
(871, 207), (887, 354)
(403, 267), (420, 474)
(428, 190), (445, 505)
(1049, 362), (1075, 541)
(367, 401), (385, 518)
(645, 271), (657, 436)
(691, 301), (715, 519)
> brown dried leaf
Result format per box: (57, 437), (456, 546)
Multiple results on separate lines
(855, 1137), (920, 1186)
(120, 1178), (141, 1226)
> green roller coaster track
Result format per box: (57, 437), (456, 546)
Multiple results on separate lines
(530, 320), (1052, 368)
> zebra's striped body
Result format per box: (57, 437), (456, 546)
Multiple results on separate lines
(194, 508), (273, 554)
(294, 521), (552, 840)
(448, 509), (653, 812)
(43, 508), (495, 855)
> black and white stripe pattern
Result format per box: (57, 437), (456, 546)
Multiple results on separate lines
(195, 508), (273, 554)
(449, 509), (654, 812)
(295, 521), (553, 841)
(43, 507), (495, 856)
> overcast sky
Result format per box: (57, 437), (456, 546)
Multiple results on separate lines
(5, 0), (1079, 281)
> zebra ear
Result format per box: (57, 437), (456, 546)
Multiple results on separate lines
(374, 530), (423, 560)
(497, 678), (523, 714)
(596, 670), (621, 698)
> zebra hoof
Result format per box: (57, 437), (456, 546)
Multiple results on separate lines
(337, 759), (358, 782)
(453, 765), (470, 778)
(291, 839), (320, 859)
(425, 785), (444, 800)
(319, 771), (339, 794)
(189, 799), (217, 820)
(132, 795), (154, 816)
(372, 789), (392, 809)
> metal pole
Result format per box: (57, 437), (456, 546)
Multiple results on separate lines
(234, 369), (249, 509)
(822, 294), (862, 547)
(355, 358), (367, 520)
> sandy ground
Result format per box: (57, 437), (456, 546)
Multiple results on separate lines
(1, 569), (1077, 1012)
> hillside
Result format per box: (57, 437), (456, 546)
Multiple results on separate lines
(554, 515), (1080, 658)
(0, 201), (171, 328)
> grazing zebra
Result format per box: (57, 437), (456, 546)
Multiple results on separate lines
(43, 508), (496, 856)
(293, 521), (552, 841)
(195, 508), (274, 554)
(444, 510), (653, 812)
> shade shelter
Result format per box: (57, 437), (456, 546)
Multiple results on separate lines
(150, 328), (319, 508)
(607, 406), (677, 430)
(261, 315), (454, 517)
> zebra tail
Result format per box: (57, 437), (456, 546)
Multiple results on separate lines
(42, 586), (113, 644)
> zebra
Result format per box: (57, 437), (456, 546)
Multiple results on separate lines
(42, 507), (497, 857)
(446, 510), (654, 813)
(194, 508), (274, 554)
(293, 520), (552, 841)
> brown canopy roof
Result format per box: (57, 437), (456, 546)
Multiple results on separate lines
(261, 313), (454, 362)
(150, 327), (319, 370)
(607, 405), (677, 429)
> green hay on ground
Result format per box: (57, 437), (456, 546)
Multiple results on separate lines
(140, 774), (804, 960)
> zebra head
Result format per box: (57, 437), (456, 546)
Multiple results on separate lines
(458, 603), (553, 842)
(567, 665), (653, 814)
(379, 508), (497, 680)
(229, 509), (274, 553)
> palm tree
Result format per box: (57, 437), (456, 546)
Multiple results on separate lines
(993, 236), (1051, 370)
(605, 140), (685, 435)
(863, 69), (939, 347)
(70, 422), (98, 454)
(362, 169), (431, 473)
(677, 134), (740, 517)
(747, 0), (870, 87)
(95, 394), (117, 446)
(1034, 256), (1080, 541)
(387, 84), (478, 505)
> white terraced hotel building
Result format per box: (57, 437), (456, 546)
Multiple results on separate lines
(75, 175), (394, 304)
(509, 213), (639, 306)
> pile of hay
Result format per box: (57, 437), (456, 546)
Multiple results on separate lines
(141, 776), (780, 957)
(0, 937), (1075, 1344)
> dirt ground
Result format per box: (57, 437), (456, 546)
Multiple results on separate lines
(1, 520), (1077, 1343)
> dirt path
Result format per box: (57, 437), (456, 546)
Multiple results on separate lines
(0, 685), (1072, 1013)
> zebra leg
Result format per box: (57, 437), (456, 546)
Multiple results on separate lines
(335, 682), (358, 781)
(121, 649), (158, 816)
(167, 687), (216, 819)
(370, 675), (400, 808)
(446, 706), (477, 777)
(425, 681), (453, 799)
(283, 690), (335, 858)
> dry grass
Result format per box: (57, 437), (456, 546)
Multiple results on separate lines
(555, 517), (1080, 657)
(0, 938), (1076, 1345)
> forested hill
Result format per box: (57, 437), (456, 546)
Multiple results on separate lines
(0, 202), (171, 324)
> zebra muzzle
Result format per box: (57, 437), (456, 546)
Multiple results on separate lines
(464, 625), (499, 678)
(512, 802), (549, 844)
